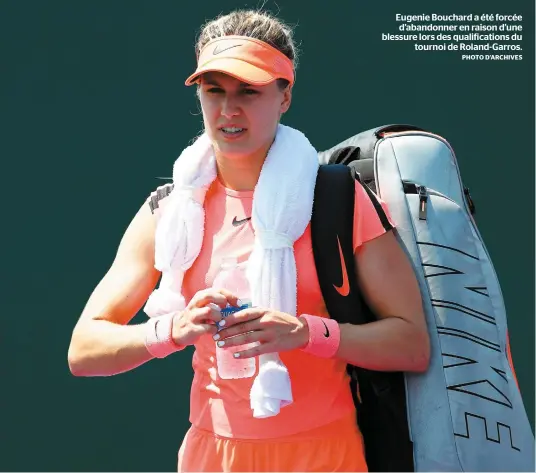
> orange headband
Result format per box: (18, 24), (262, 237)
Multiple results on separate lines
(184, 35), (295, 87)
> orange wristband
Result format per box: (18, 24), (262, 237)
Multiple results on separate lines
(299, 314), (340, 358)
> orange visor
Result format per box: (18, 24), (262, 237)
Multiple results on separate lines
(184, 35), (295, 87)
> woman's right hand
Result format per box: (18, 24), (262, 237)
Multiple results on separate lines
(172, 289), (240, 347)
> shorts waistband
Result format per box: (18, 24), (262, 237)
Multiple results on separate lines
(191, 411), (359, 443)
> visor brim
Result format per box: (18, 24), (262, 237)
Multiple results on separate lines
(185, 58), (279, 86)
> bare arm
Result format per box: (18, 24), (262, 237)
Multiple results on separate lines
(67, 201), (162, 377)
(68, 197), (237, 377)
(336, 231), (430, 372)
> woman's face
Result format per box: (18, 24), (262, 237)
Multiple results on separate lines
(198, 72), (292, 162)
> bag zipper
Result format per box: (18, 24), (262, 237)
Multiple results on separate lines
(464, 187), (476, 214)
(418, 185), (428, 220)
(402, 181), (429, 220)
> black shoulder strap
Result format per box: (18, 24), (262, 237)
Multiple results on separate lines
(311, 164), (414, 472)
(311, 164), (368, 325)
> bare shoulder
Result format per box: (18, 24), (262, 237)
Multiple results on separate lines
(354, 230), (426, 326)
(113, 198), (158, 265)
(113, 182), (174, 266)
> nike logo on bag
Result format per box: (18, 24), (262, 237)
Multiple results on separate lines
(321, 320), (330, 338)
(213, 44), (242, 55)
(333, 236), (350, 297)
(232, 216), (251, 227)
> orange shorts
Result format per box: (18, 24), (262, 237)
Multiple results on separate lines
(177, 412), (368, 472)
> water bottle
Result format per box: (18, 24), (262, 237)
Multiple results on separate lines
(212, 257), (257, 379)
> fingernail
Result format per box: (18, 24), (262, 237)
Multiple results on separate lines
(233, 353), (240, 358)
(213, 334), (220, 340)
(217, 340), (225, 347)
(237, 299), (243, 307)
(218, 319), (226, 327)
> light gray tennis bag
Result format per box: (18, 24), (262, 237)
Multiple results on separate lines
(319, 124), (535, 472)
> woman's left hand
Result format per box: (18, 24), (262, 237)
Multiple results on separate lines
(213, 307), (309, 358)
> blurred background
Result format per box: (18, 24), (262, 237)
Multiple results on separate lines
(1, 0), (534, 470)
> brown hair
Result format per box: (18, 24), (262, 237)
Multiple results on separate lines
(195, 9), (299, 89)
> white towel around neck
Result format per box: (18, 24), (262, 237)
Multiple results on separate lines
(144, 123), (319, 418)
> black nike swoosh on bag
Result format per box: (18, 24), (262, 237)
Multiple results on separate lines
(213, 44), (242, 55)
(232, 216), (251, 227)
(321, 320), (330, 338)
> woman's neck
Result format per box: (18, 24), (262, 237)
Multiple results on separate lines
(215, 149), (267, 191)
